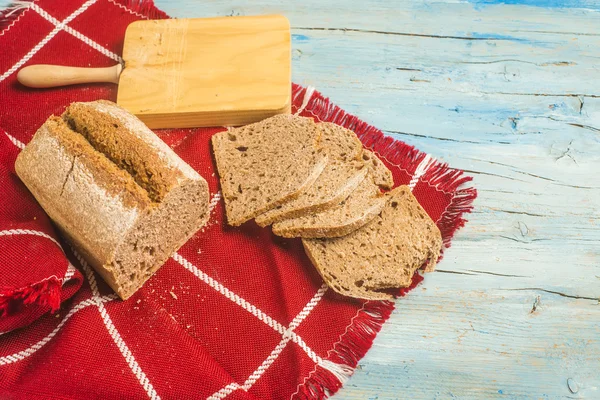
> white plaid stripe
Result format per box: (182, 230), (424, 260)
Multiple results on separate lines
(0, 294), (117, 366)
(409, 154), (434, 190)
(207, 284), (329, 399)
(63, 263), (78, 281)
(2, 129), (25, 149)
(243, 284), (329, 387)
(74, 248), (161, 400)
(207, 383), (241, 400)
(175, 250), (353, 398)
(295, 85), (316, 115)
(29, 3), (122, 63)
(0, 229), (61, 247)
(172, 252), (288, 335)
(0, 0), (98, 83)
(208, 191), (221, 218)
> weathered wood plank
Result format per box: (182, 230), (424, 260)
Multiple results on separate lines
(344, 286), (600, 399)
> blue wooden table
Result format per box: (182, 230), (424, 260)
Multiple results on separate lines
(150, 0), (600, 398)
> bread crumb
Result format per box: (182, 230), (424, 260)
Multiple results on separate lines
(136, 299), (141, 304)
(170, 291), (178, 300)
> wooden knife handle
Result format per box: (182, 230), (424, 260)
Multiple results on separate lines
(17, 64), (123, 88)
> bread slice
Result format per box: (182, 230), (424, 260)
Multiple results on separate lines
(362, 149), (394, 189)
(255, 123), (366, 227)
(318, 122), (364, 161)
(15, 101), (209, 300)
(302, 185), (442, 300)
(211, 115), (328, 226)
(271, 175), (386, 238)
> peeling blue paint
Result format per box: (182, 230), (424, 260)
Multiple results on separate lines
(292, 34), (310, 41)
(469, 32), (528, 42)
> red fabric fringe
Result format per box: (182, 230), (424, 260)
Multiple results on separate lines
(0, 276), (62, 317)
(0, 1), (35, 35)
(294, 274), (424, 399)
(291, 84), (475, 399)
(295, 366), (343, 400)
(109, 0), (169, 20)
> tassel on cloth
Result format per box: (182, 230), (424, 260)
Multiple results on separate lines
(0, 276), (62, 317)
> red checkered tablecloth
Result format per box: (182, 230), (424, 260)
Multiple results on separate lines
(0, 1), (476, 399)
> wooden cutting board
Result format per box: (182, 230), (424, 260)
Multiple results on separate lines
(118, 15), (291, 128)
(16, 15), (291, 128)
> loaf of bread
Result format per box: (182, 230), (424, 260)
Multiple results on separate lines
(15, 100), (210, 300)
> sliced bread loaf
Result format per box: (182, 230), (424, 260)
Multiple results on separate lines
(211, 115), (328, 226)
(271, 175), (386, 238)
(302, 185), (442, 300)
(255, 123), (366, 227)
(362, 149), (394, 189)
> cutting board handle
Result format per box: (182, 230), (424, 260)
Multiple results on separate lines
(17, 64), (122, 88)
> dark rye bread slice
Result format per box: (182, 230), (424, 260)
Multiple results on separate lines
(212, 115), (327, 226)
(362, 149), (394, 190)
(302, 185), (443, 300)
(255, 123), (366, 227)
(15, 102), (209, 300)
(271, 175), (386, 238)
